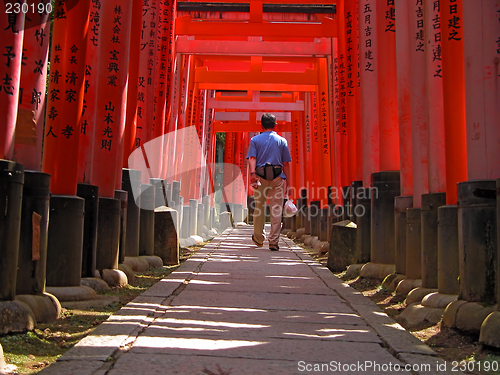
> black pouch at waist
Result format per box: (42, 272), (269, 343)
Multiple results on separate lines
(256, 163), (282, 180)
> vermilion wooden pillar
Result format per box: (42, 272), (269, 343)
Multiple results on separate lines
(241, 132), (250, 205)
(118, 2), (141, 192)
(408, 0), (429, 208)
(91, 0), (132, 198)
(337, 0), (349, 189)
(164, 53), (182, 183)
(353, 0), (363, 183)
(317, 58), (333, 207)
(195, 88), (207, 200)
(42, 0), (89, 195)
(77, 0), (101, 183)
(201, 90), (215, 196)
(161, 0), (177, 182)
(332, 38), (343, 202)
(175, 56), (192, 183)
(297, 94), (306, 201)
(0, 11), (25, 160)
(180, 80), (200, 201)
(223, 132), (236, 207)
(344, 0), (358, 184)
(122, 0), (142, 169)
(310, 92), (321, 202)
(425, 0), (446, 193)
(291, 109), (301, 200)
(149, 0), (175, 179)
(441, 0), (467, 204)
(377, 0), (400, 172)
(359, 0), (380, 187)
(233, 132), (245, 206)
(282, 130), (293, 196)
(462, 0), (500, 180)
(134, 0), (157, 154)
(14, 2), (50, 170)
(395, 0), (413, 197)
(304, 93), (314, 204)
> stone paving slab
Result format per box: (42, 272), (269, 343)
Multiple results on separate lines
(130, 336), (401, 364)
(141, 318), (382, 343)
(170, 289), (354, 313)
(108, 353), (411, 375)
(184, 274), (337, 295)
(160, 306), (367, 325)
(199, 263), (319, 277)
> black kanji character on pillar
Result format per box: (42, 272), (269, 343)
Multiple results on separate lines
(46, 126), (57, 138)
(31, 89), (42, 110)
(65, 71), (79, 85)
(104, 113), (113, 124)
(55, 7), (67, 20)
(51, 70), (61, 84)
(65, 89), (77, 102)
(35, 28), (46, 47)
(61, 125), (74, 139)
(34, 60), (44, 75)
(101, 139), (112, 151)
(1, 73), (14, 96)
(4, 12), (19, 33)
(103, 126), (113, 138)
(81, 120), (88, 134)
(105, 101), (115, 111)
(109, 50), (119, 60)
(108, 62), (119, 73)
(3, 46), (15, 68)
(107, 75), (117, 86)
(48, 106), (58, 120)
(50, 88), (60, 101)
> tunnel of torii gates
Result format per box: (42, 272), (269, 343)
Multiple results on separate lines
(0, 0), (500, 344)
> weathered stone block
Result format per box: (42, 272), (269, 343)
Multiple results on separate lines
(101, 269), (128, 287)
(479, 311), (500, 348)
(15, 293), (61, 323)
(0, 300), (36, 334)
(154, 207), (179, 266)
(220, 211), (233, 230)
(327, 220), (357, 272)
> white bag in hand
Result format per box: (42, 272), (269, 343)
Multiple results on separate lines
(283, 199), (298, 218)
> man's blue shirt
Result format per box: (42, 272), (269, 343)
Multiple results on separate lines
(246, 131), (292, 179)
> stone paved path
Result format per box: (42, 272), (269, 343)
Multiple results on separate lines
(40, 226), (459, 375)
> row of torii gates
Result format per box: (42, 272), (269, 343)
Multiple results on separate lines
(0, 0), (500, 348)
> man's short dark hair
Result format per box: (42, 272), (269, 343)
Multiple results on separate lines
(261, 113), (276, 129)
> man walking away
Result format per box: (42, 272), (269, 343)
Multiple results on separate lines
(247, 113), (292, 251)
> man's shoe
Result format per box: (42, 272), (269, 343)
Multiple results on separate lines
(252, 235), (263, 247)
(269, 244), (279, 251)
